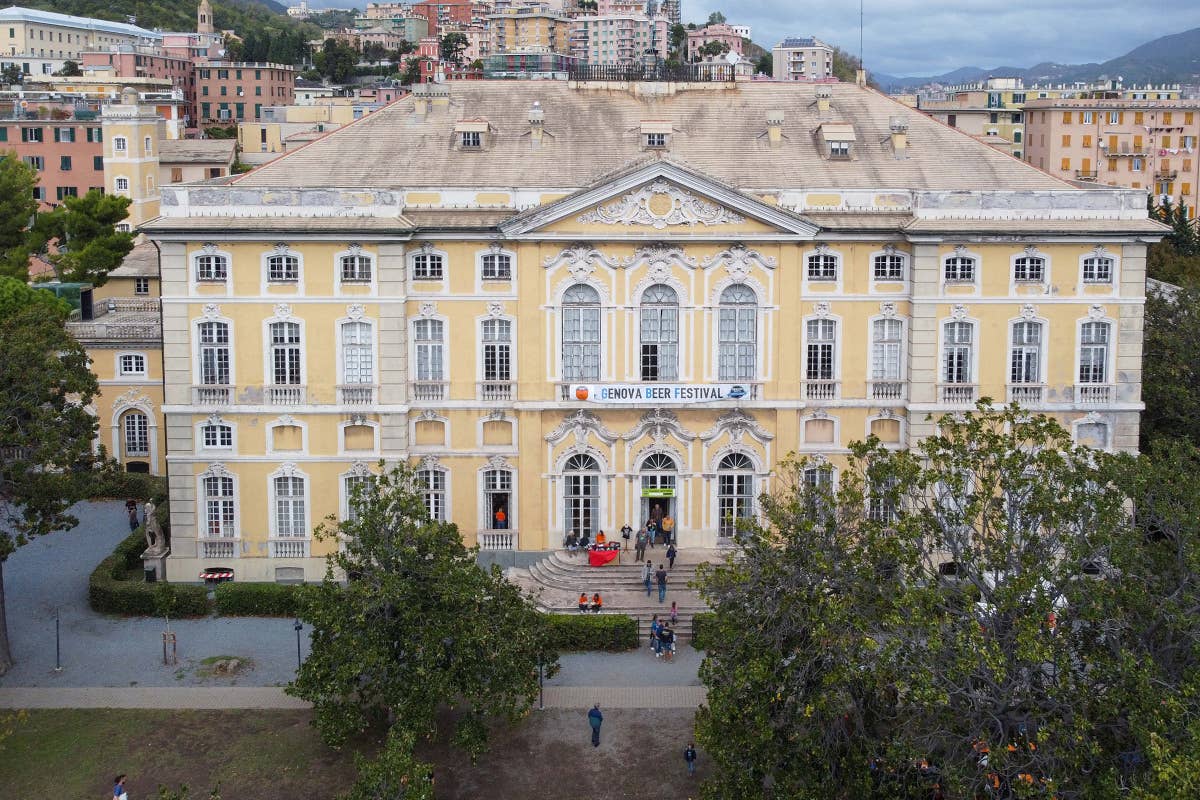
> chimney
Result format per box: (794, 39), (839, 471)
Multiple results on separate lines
(529, 100), (544, 148)
(412, 83), (429, 115)
(815, 85), (832, 114)
(428, 83), (450, 108)
(856, 68), (868, 87)
(889, 116), (908, 159)
(766, 110), (784, 147)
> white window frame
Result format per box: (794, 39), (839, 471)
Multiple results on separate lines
(942, 247), (980, 288)
(1008, 318), (1045, 385)
(560, 452), (601, 538)
(263, 316), (305, 390)
(412, 315), (447, 384)
(715, 451), (757, 538)
(122, 411), (150, 457)
(481, 464), (517, 533)
(260, 243), (303, 292)
(870, 246), (907, 286)
(1071, 416), (1111, 451)
(116, 351), (147, 377)
(409, 243), (448, 289)
(1076, 317), (1114, 386)
(638, 283), (680, 382)
(338, 418), (381, 456)
(1079, 247), (1118, 286)
(114, 175), (130, 194)
(803, 315), (840, 382)
(268, 467), (310, 540)
(196, 418), (236, 451)
(341, 466), (379, 523)
(802, 245), (843, 293)
(479, 315), (514, 385)
(337, 317), (377, 390)
(134, 277), (150, 295)
(476, 245), (515, 286)
(334, 244), (375, 293)
(193, 316), (234, 389)
(460, 130), (482, 149)
(940, 318), (978, 386)
(416, 466), (448, 522)
(192, 244), (232, 288)
(196, 467), (239, 542)
(716, 283), (759, 382)
(800, 414), (840, 449)
(561, 282), (602, 382)
(1011, 249), (1048, 285)
(868, 315), (905, 383)
(112, 135), (127, 154)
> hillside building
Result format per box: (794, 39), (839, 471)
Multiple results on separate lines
(771, 36), (833, 81)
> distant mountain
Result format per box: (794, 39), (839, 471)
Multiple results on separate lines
(874, 27), (1200, 91)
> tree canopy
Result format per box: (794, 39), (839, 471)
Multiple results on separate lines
(32, 190), (134, 286)
(314, 38), (360, 84)
(287, 464), (554, 792)
(440, 32), (469, 66)
(697, 406), (1199, 799)
(0, 153), (39, 280)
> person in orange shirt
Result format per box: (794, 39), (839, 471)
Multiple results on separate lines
(595, 530), (606, 545)
(578, 592), (588, 613)
(590, 592), (603, 613)
(493, 506), (507, 529)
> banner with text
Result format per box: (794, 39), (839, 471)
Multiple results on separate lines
(569, 383), (751, 404)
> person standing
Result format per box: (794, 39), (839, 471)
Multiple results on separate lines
(666, 542), (678, 569)
(649, 614), (662, 654)
(641, 560), (653, 596)
(662, 513), (675, 545)
(634, 528), (647, 562)
(113, 774), (129, 800)
(656, 563), (668, 603)
(126, 502), (139, 532)
(588, 703), (603, 747)
(684, 743), (698, 776)
(646, 518), (658, 547)
(669, 601), (678, 626)
(494, 505), (507, 529)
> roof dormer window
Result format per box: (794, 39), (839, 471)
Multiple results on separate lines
(640, 120), (672, 150)
(461, 131), (482, 149)
(645, 132), (667, 148)
(455, 119), (489, 151)
(829, 141), (850, 159)
(817, 122), (856, 161)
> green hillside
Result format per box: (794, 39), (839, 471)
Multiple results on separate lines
(21, 0), (320, 65)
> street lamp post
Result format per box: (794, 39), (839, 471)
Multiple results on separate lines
(54, 609), (61, 672)
(293, 618), (303, 670)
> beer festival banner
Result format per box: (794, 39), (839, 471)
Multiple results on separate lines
(569, 383), (751, 404)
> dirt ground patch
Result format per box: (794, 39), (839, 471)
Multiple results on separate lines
(0, 708), (708, 799)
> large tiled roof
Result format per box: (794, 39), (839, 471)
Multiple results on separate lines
(233, 81), (1071, 193)
(0, 6), (160, 39)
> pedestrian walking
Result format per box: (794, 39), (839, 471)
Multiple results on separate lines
(649, 614), (662, 654)
(641, 560), (653, 596)
(656, 564), (668, 603)
(670, 601), (678, 626)
(684, 743), (698, 776)
(666, 542), (677, 569)
(125, 502), (139, 532)
(662, 513), (675, 545)
(588, 703), (603, 747)
(635, 528), (647, 561)
(647, 519), (658, 547)
(113, 774), (129, 800)
(621, 523), (632, 550)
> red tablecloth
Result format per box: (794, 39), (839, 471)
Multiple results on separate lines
(588, 549), (619, 567)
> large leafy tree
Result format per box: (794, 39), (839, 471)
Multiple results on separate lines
(439, 32), (468, 66)
(0, 153), (39, 280)
(32, 190), (134, 286)
(288, 465), (554, 790)
(1141, 284), (1200, 448)
(315, 38), (360, 83)
(696, 406), (1179, 799)
(0, 285), (98, 674)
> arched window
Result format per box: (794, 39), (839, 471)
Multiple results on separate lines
(267, 251), (299, 282)
(640, 284), (678, 381)
(481, 251), (512, 281)
(412, 250), (444, 280)
(122, 411), (149, 458)
(562, 283), (600, 381)
(563, 453), (599, 537)
(718, 284), (757, 380)
(1013, 255), (1045, 282)
(717, 452), (754, 538)
(1082, 255), (1114, 284)
(640, 452), (677, 529)
(340, 252), (373, 283)
(806, 249), (838, 281)
(873, 250), (905, 281)
(484, 467), (512, 530)
(195, 252), (228, 282)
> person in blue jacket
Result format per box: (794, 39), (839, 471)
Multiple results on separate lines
(587, 703), (603, 747)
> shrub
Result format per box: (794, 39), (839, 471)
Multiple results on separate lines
(214, 582), (308, 617)
(691, 612), (716, 650)
(544, 613), (637, 652)
(74, 454), (167, 502)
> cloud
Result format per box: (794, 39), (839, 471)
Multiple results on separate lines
(691, 0), (1200, 76)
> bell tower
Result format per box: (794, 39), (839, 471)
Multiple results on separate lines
(198, 0), (214, 34)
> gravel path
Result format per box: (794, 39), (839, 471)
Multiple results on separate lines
(1, 502), (703, 691)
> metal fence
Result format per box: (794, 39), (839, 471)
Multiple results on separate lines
(568, 63), (735, 82)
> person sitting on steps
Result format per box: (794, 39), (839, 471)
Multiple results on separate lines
(578, 592), (588, 613)
(590, 592), (603, 613)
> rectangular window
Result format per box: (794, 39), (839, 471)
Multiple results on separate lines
(412, 253), (443, 280)
(944, 255), (975, 283)
(805, 319), (836, 381)
(1082, 135), (1091, 148)
(53, 127), (75, 143)
(203, 424), (233, 449)
(1060, 157), (1071, 171)
(481, 318), (512, 382)
(828, 140), (850, 159)
(21, 126), (42, 143)
(414, 318), (445, 381)
(23, 155), (44, 170)
(481, 252), (511, 280)
(943, 321), (973, 384)
(1062, 135), (1071, 147)
(460, 131), (481, 149)
(807, 252), (838, 281)
(341, 321), (374, 385)
(344, 474), (376, 523)
(1108, 111), (1119, 124)
(55, 186), (77, 200)
(645, 132), (666, 148)
(1083, 256), (1114, 283)
(274, 476), (306, 537)
(195, 254), (227, 281)
(873, 252), (904, 281)
(60, 155), (71, 171)
(270, 321), (302, 385)
(123, 414), (149, 456)
(134, 277), (150, 295)
(198, 321), (230, 385)
(93, 155), (103, 170)
(871, 318), (903, 380)
(340, 253), (372, 282)
(267, 253), (299, 281)
(1010, 321), (1042, 384)
(562, 303), (600, 381)
(1062, 111), (1072, 124)
(1081, 111), (1093, 124)
(1013, 256), (1045, 282)
(1163, 112), (1173, 125)
(119, 353), (147, 376)
(1134, 111), (1144, 125)
(0, 127), (6, 142)
(415, 470), (445, 522)
(1079, 322), (1110, 383)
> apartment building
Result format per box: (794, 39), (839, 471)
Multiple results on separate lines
(411, 0), (474, 37)
(489, 7), (572, 55)
(0, 5), (160, 77)
(771, 36), (833, 81)
(685, 23), (743, 62)
(571, 13), (668, 65)
(3, 114), (106, 204)
(141, 79), (1161, 583)
(1024, 98), (1200, 218)
(353, 12), (429, 43)
(196, 62), (296, 123)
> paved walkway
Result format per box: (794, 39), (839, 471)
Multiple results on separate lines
(0, 685), (707, 710)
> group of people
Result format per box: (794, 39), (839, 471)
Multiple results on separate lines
(641, 560), (673, 602)
(648, 610), (679, 660)
(577, 591), (603, 613)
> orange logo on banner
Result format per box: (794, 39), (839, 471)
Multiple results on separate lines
(575, 386), (589, 400)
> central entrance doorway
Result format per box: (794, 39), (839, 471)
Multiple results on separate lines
(640, 452), (677, 543)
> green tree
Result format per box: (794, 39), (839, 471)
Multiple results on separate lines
(440, 32), (469, 65)
(0, 153), (39, 280)
(315, 38), (359, 83)
(697, 40), (730, 59)
(346, 729), (434, 800)
(831, 45), (880, 88)
(697, 406), (1171, 799)
(668, 23), (687, 57)
(362, 42), (387, 63)
(401, 57), (422, 86)
(1141, 284), (1200, 448)
(33, 190), (133, 286)
(54, 59), (82, 77)
(1, 64), (22, 85)
(0, 276), (68, 318)
(287, 465), (554, 792)
(0, 300), (98, 674)
(706, 11), (726, 26)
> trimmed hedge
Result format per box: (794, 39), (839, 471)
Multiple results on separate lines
(544, 613), (638, 652)
(214, 582), (308, 617)
(691, 612), (716, 650)
(77, 462), (167, 502)
(87, 501), (208, 617)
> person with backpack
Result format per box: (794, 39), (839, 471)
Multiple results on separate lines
(649, 614), (662, 654)
(684, 743), (698, 776)
(666, 542), (678, 569)
(655, 563), (668, 603)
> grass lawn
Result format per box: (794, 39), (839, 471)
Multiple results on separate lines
(0, 708), (709, 799)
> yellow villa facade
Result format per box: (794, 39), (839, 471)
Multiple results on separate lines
(143, 80), (1164, 583)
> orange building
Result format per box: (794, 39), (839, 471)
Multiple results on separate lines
(195, 62), (296, 123)
(2, 115), (105, 204)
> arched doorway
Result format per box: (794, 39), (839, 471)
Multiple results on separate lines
(640, 452), (677, 542)
(563, 453), (600, 539)
(716, 452), (755, 539)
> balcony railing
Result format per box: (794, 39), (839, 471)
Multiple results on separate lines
(337, 384), (377, 405)
(803, 380), (839, 401)
(1075, 383), (1114, 404)
(200, 539), (237, 559)
(559, 382), (762, 401)
(869, 381), (906, 402)
(939, 383), (978, 404)
(66, 321), (161, 341)
(1155, 170), (1178, 181)
(266, 385), (306, 405)
(270, 539), (309, 558)
(479, 531), (516, 550)
(478, 381), (514, 401)
(1075, 170), (1099, 181)
(412, 381), (447, 401)
(1008, 384), (1045, 405)
(193, 385), (233, 405)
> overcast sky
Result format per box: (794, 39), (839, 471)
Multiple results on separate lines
(697, 0), (1200, 76)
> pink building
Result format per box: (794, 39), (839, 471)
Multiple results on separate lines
(81, 49), (195, 121)
(686, 23), (743, 63)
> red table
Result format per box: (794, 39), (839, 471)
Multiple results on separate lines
(588, 548), (619, 567)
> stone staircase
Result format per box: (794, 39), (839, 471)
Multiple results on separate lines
(506, 547), (726, 641)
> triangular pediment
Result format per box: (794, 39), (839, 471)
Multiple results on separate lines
(500, 159), (819, 238)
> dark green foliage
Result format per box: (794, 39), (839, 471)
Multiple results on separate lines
(32, 190), (134, 286)
(55, 60), (82, 76)
(1, 64), (21, 85)
(705, 11), (726, 25)
(346, 729), (434, 800)
(1141, 285), (1200, 448)
(689, 612), (715, 650)
(314, 38), (360, 83)
(214, 582), (307, 617)
(439, 32), (468, 65)
(0, 153), (39, 280)
(400, 57), (421, 86)
(544, 613), (637, 651)
(1148, 198), (1200, 285)
(0, 276), (69, 318)
(88, 507), (207, 618)
(73, 457), (165, 502)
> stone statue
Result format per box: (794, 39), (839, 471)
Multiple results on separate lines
(144, 500), (165, 553)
